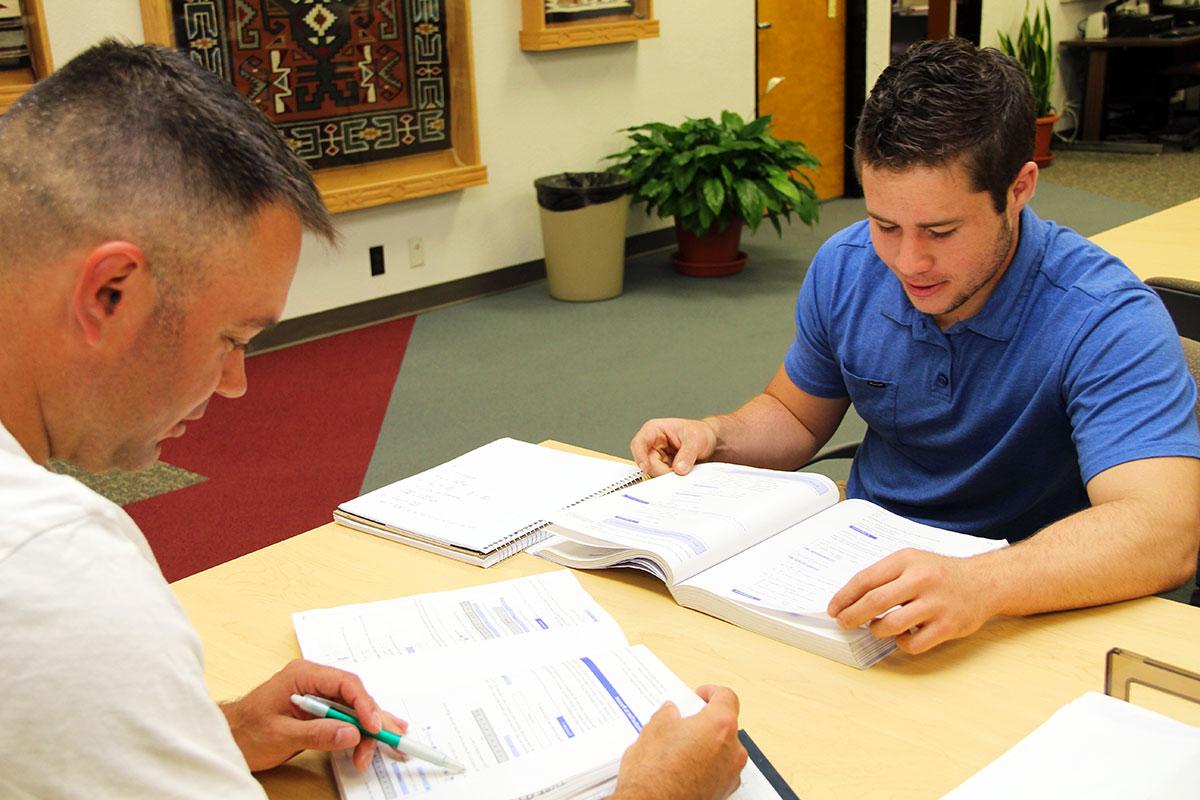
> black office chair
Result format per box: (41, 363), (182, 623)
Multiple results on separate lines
(1145, 277), (1200, 606)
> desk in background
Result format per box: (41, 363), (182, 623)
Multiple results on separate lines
(171, 444), (1200, 800)
(1060, 34), (1200, 144)
(1089, 196), (1200, 282)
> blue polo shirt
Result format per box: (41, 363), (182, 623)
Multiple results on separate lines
(785, 206), (1200, 541)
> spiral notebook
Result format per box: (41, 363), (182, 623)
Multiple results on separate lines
(334, 438), (644, 567)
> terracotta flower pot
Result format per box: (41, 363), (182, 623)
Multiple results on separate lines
(1034, 113), (1059, 169)
(671, 218), (748, 277)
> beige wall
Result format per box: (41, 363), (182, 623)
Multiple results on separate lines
(42, 1), (755, 320)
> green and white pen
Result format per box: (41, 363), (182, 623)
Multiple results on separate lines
(290, 693), (466, 774)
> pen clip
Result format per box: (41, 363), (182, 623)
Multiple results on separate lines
(303, 694), (357, 718)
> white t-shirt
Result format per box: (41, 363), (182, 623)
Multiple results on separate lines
(0, 423), (265, 799)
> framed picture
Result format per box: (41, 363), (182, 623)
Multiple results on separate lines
(141, 0), (486, 214)
(519, 0), (657, 51)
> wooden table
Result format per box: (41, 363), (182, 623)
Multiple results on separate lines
(1060, 34), (1200, 143)
(171, 456), (1200, 800)
(1089, 197), (1200, 283)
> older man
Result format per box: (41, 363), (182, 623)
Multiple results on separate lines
(0, 41), (745, 799)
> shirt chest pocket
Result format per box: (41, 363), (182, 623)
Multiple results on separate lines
(840, 361), (899, 444)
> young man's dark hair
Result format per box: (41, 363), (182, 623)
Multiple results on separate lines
(854, 37), (1035, 213)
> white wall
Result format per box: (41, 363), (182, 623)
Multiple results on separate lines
(43, 1), (755, 320)
(866, 0), (892, 91)
(981, 0), (1107, 129)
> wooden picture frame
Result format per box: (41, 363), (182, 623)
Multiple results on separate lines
(141, 0), (487, 214)
(520, 0), (658, 51)
(0, 0), (53, 114)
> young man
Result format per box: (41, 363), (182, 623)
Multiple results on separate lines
(631, 38), (1200, 655)
(0, 42), (745, 798)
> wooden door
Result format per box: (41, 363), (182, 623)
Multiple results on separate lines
(757, 0), (846, 200)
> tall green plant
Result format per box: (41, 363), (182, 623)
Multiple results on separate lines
(605, 111), (820, 237)
(998, 1), (1055, 118)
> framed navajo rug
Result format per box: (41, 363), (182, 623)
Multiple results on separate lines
(141, 0), (486, 213)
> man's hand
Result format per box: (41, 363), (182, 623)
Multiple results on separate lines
(630, 418), (718, 477)
(220, 659), (408, 772)
(827, 549), (996, 655)
(611, 685), (747, 800)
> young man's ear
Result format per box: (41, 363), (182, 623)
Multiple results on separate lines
(1008, 161), (1039, 215)
(72, 241), (152, 347)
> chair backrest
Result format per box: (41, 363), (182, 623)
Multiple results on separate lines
(1146, 277), (1200, 606)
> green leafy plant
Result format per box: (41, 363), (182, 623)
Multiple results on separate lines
(998, 1), (1055, 118)
(605, 111), (820, 237)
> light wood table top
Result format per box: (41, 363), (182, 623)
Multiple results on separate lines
(1090, 197), (1200, 283)
(171, 445), (1200, 800)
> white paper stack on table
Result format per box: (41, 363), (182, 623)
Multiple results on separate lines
(334, 438), (644, 567)
(944, 691), (1200, 798)
(531, 462), (1008, 668)
(293, 571), (798, 800)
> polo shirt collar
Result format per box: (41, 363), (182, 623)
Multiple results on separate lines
(878, 205), (1044, 342)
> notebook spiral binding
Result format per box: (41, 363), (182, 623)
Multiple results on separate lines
(486, 469), (646, 557)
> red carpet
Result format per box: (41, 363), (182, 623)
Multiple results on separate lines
(127, 318), (415, 582)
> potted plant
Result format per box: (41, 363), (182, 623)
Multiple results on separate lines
(606, 111), (820, 277)
(998, 1), (1058, 168)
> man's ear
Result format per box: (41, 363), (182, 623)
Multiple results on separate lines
(1008, 161), (1039, 215)
(71, 241), (153, 347)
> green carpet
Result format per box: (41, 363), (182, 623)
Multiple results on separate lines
(364, 178), (1157, 491)
(364, 179), (1196, 605)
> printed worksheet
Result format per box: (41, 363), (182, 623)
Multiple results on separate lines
(293, 571), (628, 670)
(335, 645), (789, 800)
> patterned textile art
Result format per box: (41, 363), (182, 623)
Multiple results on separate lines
(172, 0), (451, 170)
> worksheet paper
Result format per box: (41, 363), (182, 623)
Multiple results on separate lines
(294, 572), (792, 800)
(333, 645), (786, 800)
(943, 692), (1200, 798)
(682, 499), (1008, 617)
(292, 570), (628, 671)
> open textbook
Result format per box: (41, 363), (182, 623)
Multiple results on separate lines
(292, 571), (797, 800)
(334, 438), (644, 567)
(530, 463), (1008, 668)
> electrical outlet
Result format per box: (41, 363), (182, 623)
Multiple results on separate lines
(369, 245), (385, 276)
(408, 237), (425, 268)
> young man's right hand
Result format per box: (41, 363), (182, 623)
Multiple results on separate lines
(611, 685), (747, 800)
(629, 417), (719, 477)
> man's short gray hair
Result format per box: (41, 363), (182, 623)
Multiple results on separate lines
(0, 39), (335, 285)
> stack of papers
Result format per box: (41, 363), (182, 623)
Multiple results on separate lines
(293, 571), (795, 800)
(945, 691), (1200, 798)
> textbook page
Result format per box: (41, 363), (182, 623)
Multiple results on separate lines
(679, 499), (1007, 617)
(338, 438), (642, 551)
(944, 692), (1200, 799)
(544, 463), (838, 584)
(293, 571), (628, 671)
(335, 645), (792, 800)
